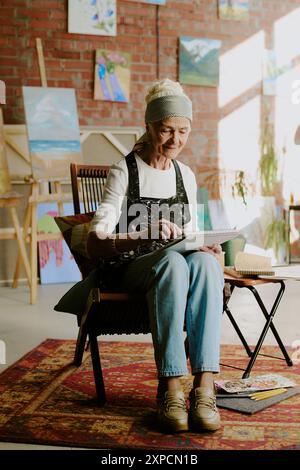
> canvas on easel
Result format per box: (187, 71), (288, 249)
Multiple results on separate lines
(22, 86), (83, 180)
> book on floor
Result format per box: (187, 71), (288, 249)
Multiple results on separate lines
(214, 373), (296, 394)
(216, 387), (300, 414)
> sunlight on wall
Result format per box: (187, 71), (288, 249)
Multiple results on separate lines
(274, 6), (300, 68)
(218, 96), (261, 174)
(218, 32), (265, 108)
(275, 64), (300, 202)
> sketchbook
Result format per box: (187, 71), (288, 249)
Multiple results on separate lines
(216, 387), (300, 414)
(160, 229), (239, 254)
(224, 251), (275, 276)
(258, 264), (300, 280)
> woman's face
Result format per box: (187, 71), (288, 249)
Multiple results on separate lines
(147, 116), (191, 160)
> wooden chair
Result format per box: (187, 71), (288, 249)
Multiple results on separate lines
(69, 163), (293, 404)
(70, 163), (150, 405)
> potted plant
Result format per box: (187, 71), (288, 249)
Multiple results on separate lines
(231, 170), (249, 206)
(259, 112), (278, 196)
(264, 208), (288, 263)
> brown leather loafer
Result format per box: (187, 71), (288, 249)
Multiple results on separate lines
(157, 390), (189, 433)
(189, 386), (221, 432)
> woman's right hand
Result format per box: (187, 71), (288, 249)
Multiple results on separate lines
(138, 218), (183, 242)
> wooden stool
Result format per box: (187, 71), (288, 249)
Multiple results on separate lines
(0, 192), (31, 296)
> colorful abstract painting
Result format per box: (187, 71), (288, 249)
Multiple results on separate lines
(22, 87), (82, 180)
(125, 1), (166, 4)
(68, 0), (116, 36)
(218, 0), (249, 20)
(94, 49), (131, 102)
(37, 203), (81, 284)
(179, 37), (221, 87)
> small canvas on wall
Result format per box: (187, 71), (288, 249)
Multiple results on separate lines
(22, 86), (82, 180)
(37, 203), (81, 284)
(68, 0), (116, 36)
(94, 49), (131, 102)
(125, 1), (166, 4)
(218, 0), (249, 21)
(179, 37), (221, 87)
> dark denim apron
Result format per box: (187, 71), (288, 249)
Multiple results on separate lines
(97, 152), (191, 290)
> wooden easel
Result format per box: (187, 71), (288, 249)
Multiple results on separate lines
(0, 81), (31, 293)
(0, 192), (31, 288)
(12, 39), (73, 303)
(12, 179), (72, 304)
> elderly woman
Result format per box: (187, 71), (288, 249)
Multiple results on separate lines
(87, 79), (224, 433)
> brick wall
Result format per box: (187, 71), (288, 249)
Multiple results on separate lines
(1, 0), (300, 184)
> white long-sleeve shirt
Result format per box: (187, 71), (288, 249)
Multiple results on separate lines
(89, 153), (198, 235)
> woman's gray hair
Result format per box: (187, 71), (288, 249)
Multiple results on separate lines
(133, 79), (192, 153)
(144, 78), (192, 123)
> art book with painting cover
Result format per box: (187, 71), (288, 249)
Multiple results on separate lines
(214, 373), (296, 394)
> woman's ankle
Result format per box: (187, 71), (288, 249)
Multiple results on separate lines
(193, 372), (214, 391)
(157, 377), (182, 396)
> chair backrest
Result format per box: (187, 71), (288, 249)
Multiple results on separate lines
(70, 163), (110, 214)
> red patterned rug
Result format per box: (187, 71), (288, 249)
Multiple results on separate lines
(0, 339), (299, 450)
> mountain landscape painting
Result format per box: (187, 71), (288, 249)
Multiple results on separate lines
(179, 37), (221, 87)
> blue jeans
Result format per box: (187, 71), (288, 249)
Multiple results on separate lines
(120, 250), (224, 377)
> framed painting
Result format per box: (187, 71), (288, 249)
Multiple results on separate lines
(37, 203), (81, 284)
(94, 49), (131, 102)
(179, 37), (221, 87)
(22, 87), (82, 181)
(68, 0), (116, 36)
(218, 0), (249, 21)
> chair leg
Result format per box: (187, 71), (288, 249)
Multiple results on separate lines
(73, 288), (98, 366)
(73, 323), (88, 366)
(89, 334), (106, 406)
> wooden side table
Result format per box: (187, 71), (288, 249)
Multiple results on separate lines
(223, 274), (293, 378)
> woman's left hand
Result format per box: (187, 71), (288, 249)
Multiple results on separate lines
(198, 244), (222, 259)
